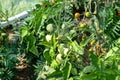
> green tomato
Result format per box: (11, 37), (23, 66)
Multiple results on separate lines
(64, 48), (69, 56)
(85, 12), (91, 17)
(56, 53), (62, 63)
(46, 34), (52, 42)
(46, 23), (53, 32)
(80, 23), (86, 28)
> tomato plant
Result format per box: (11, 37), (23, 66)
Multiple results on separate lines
(0, 0), (120, 80)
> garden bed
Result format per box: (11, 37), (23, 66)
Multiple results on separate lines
(0, 0), (120, 80)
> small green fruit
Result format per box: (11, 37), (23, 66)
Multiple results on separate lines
(46, 24), (53, 32)
(64, 48), (69, 56)
(85, 12), (91, 17)
(56, 53), (62, 63)
(46, 34), (52, 42)
(80, 23), (86, 27)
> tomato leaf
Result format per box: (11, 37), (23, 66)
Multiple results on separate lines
(39, 41), (51, 48)
(71, 41), (84, 55)
(62, 62), (72, 80)
(80, 37), (91, 47)
(20, 27), (28, 42)
(90, 52), (99, 68)
(80, 72), (97, 80)
(47, 70), (62, 78)
(83, 65), (96, 74)
(29, 45), (39, 57)
(27, 33), (39, 57)
(43, 48), (52, 63)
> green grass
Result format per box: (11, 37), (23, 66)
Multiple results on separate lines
(0, 0), (39, 17)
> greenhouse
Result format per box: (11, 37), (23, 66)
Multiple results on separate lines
(0, 0), (120, 80)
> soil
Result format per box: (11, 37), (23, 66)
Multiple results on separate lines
(14, 54), (35, 80)
(15, 66), (34, 80)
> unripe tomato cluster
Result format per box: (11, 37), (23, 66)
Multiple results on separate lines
(74, 12), (91, 19)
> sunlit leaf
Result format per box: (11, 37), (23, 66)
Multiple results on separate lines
(71, 41), (84, 55)
(20, 27), (28, 38)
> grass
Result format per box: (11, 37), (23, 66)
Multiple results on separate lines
(0, 0), (39, 17)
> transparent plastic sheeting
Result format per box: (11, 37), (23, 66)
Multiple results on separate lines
(0, 10), (31, 27)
